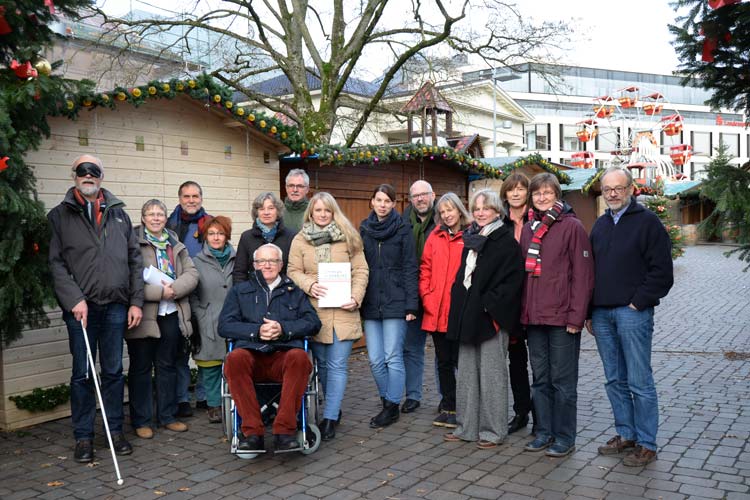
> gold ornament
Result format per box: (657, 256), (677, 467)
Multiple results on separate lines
(34, 58), (52, 76)
(225, 101), (233, 109)
(131, 88), (142, 98)
(148, 86), (157, 95)
(188, 80), (196, 88)
(213, 94), (222, 103)
(66, 100), (75, 110)
(176, 82), (184, 91)
(248, 113), (255, 122)
(162, 83), (170, 92)
(270, 126), (277, 134)
(236, 107), (245, 116)
(259, 120), (267, 129)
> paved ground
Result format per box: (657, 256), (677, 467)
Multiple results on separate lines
(1, 244), (749, 500)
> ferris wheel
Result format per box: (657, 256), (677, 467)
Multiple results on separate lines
(572, 86), (691, 183)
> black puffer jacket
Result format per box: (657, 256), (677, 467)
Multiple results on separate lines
(233, 221), (297, 283)
(359, 209), (419, 320)
(47, 187), (144, 311)
(218, 270), (321, 352)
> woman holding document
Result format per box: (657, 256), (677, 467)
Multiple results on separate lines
(360, 184), (419, 429)
(287, 192), (368, 441)
(126, 199), (199, 439)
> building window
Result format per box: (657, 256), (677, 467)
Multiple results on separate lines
(181, 141), (189, 156)
(524, 124), (550, 151)
(692, 162), (709, 180)
(691, 131), (711, 156)
(596, 126), (618, 152)
(559, 124), (583, 152)
(135, 136), (144, 152)
(78, 129), (88, 147)
(660, 130), (683, 146)
(720, 133), (740, 157)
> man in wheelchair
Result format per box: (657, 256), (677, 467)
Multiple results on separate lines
(218, 243), (322, 452)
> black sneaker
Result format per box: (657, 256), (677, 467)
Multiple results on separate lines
(74, 439), (94, 463)
(432, 410), (457, 428)
(175, 401), (193, 418)
(274, 434), (299, 451)
(111, 434), (133, 456)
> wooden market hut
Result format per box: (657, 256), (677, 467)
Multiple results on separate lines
(0, 90), (291, 430)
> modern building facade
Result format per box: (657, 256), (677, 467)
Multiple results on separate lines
(464, 64), (748, 179)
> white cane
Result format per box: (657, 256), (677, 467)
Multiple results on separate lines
(81, 321), (125, 485)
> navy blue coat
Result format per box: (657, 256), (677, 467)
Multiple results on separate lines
(359, 210), (419, 320)
(218, 270), (321, 352)
(589, 197), (674, 310)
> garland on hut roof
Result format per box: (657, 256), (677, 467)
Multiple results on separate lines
(500, 153), (572, 184)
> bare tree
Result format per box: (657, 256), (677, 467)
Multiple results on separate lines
(94, 1), (572, 146)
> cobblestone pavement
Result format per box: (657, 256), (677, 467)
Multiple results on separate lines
(1, 245), (749, 500)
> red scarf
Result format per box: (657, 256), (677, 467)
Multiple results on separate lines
(524, 201), (564, 277)
(73, 189), (105, 227)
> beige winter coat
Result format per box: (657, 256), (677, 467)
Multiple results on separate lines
(125, 227), (199, 340)
(287, 233), (368, 344)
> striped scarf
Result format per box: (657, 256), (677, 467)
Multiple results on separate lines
(524, 200), (564, 277)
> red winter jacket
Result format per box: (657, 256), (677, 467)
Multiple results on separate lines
(419, 226), (465, 333)
(520, 208), (594, 330)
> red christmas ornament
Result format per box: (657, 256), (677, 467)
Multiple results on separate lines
(0, 156), (9, 172)
(10, 60), (38, 79)
(0, 6), (12, 35)
(33, 243), (40, 254)
(708, 0), (740, 9)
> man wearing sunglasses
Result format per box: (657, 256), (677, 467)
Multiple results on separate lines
(48, 155), (144, 463)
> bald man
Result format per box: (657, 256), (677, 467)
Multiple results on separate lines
(48, 155), (144, 463)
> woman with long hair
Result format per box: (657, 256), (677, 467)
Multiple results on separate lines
(419, 192), (472, 429)
(287, 192), (369, 441)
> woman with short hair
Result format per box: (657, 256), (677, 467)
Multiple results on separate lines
(126, 199), (199, 439)
(234, 192), (296, 283)
(443, 189), (524, 449)
(190, 215), (235, 424)
(521, 173), (594, 457)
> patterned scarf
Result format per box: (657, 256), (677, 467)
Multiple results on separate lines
(73, 188), (105, 229)
(256, 219), (279, 243)
(524, 200), (564, 277)
(301, 221), (345, 263)
(167, 205), (209, 242)
(145, 229), (176, 279)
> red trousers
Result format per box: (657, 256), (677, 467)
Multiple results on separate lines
(224, 348), (311, 437)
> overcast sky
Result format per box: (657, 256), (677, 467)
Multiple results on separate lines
(96, 0), (685, 76)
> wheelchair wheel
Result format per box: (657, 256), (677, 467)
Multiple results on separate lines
(298, 424), (321, 455)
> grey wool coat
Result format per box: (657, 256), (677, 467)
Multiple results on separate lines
(190, 242), (236, 361)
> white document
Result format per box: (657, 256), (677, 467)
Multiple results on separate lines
(143, 265), (177, 316)
(317, 262), (352, 308)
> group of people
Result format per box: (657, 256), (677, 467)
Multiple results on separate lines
(50, 156), (673, 466)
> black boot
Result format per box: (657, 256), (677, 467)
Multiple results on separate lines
(370, 401), (399, 428)
(508, 413), (529, 434)
(320, 418), (336, 441)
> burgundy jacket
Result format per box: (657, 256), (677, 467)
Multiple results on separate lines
(519, 207), (594, 330)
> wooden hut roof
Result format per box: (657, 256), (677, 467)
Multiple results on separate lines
(399, 81), (454, 114)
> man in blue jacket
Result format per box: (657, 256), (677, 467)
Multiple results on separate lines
(219, 243), (321, 452)
(586, 166), (674, 467)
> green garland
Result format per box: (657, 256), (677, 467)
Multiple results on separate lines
(9, 384), (70, 412)
(498, 153), (572, 183)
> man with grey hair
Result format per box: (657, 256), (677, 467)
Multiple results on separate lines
(400, 179), (437, 414)
(48, 155), (144, 463)
(282, 169), (310, 232)
(586, 166), (673, 467)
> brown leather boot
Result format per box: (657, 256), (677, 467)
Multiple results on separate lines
(597, 435), (636, 455)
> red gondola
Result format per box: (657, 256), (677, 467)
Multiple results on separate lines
(669, 144), (692, 166)
(661, 114), (683, 136)
(618, 86), (639, 108)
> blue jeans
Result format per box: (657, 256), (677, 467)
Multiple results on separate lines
(592, 306), (658, 451)
(126, 312), (181, 427)
(527, 325), (580, 448)
(403, 317), (427, 401)
(311, 331), (354, 420)
(63, 303), (127, 440)
(364, 319), (406, 404)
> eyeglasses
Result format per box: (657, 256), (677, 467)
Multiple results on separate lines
(602, 186), (629, 196)
(144, 212), (166, 219)
(206, 231), (225, 237)
(254, 259), (282, 266)
(410, 191), (433, 200)
(286, 184), (307, 190)
(531, 191), (556, 199)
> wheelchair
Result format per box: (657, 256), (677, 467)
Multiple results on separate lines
(221, 339), (322, 459)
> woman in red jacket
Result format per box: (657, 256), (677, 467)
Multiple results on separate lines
(520, 173), (594, 458)
(419, 192), (472, 429)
